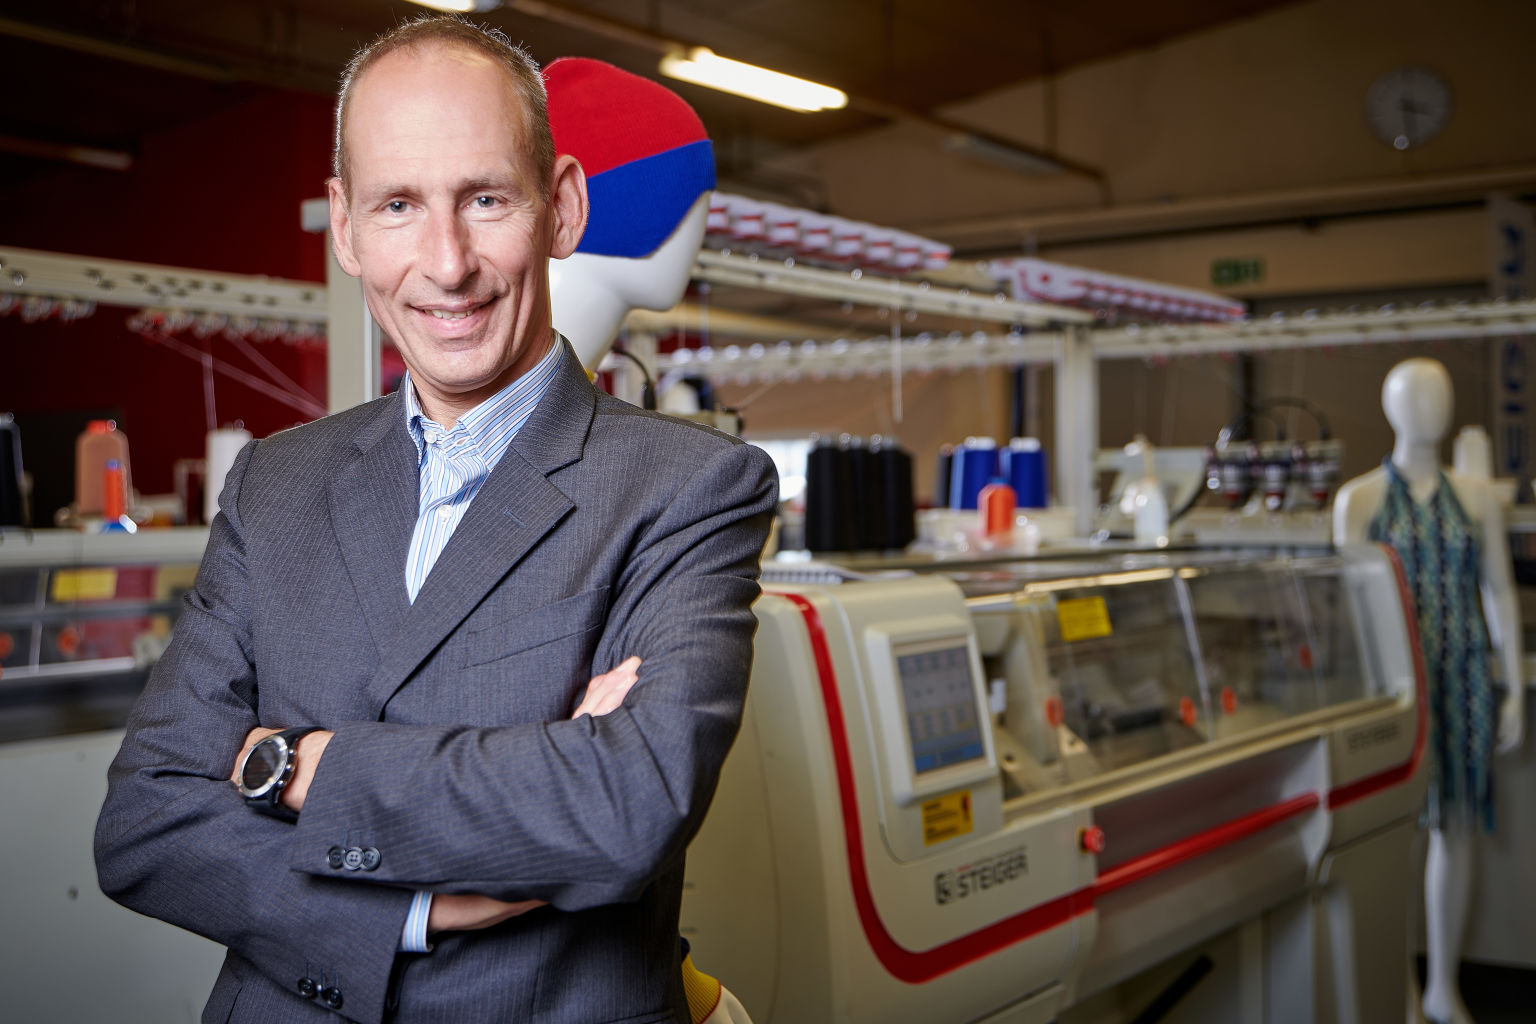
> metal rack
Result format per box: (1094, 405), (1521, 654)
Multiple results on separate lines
(690, 250), (1093, 328)
(653, 295), (1536, 381)
(11, 242), (1536, 534)
(645, 293), (1536, 536)
(0, 245), (327, 327)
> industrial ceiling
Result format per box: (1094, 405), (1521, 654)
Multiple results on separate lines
(0, 0), (1300, 203)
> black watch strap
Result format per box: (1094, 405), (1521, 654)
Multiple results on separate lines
(242, 726), (323, 822)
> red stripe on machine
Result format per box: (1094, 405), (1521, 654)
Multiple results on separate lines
(1092, 794), (1319, 899)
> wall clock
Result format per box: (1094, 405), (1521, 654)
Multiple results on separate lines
(1366, 65), (1452, 151)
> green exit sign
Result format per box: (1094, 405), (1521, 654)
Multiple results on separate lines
(1211, 257), (1265, 287)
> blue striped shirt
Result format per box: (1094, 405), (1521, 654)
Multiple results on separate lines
(397, 337), (564, 952)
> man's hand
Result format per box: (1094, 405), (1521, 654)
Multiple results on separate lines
(230, 727), (332, 813)
(572, 655), (641, 718)
(427, 893), (548, 932)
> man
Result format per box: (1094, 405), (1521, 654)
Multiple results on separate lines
(94, 15), (777, 1024)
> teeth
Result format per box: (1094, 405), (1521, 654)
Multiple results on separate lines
(428, 309), (471, 320)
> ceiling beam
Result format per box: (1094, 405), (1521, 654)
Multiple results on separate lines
(0, 15), (233, 82)
(0, 133), (132, 171)
(0, 14), (338, 94)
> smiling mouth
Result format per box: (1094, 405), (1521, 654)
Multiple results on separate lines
(416, 297), (493, 322)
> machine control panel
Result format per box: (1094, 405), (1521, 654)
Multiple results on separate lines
(895, 641), (985, 775)
(859, 607), (1004, 863)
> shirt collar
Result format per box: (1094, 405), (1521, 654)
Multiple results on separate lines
(402, 333), (565, 469)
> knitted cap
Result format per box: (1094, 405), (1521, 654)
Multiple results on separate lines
(545, 57), (715, 259)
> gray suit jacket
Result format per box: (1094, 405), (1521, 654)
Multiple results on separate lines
(95, 340), (778, 1024)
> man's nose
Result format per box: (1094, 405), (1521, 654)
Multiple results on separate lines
(422, 211), (474, 290)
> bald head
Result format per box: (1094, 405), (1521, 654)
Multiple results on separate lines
(332, 14), (554, 201)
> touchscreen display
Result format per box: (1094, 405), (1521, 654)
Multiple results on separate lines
(897, 644), (984, 773)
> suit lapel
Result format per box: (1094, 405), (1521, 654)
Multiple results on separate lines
(327, 391), (415, 657)
(361, 338), (597, 715)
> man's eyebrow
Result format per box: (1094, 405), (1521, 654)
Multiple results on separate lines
(357, 183), (419, 203)
(460, 175), (529, 196)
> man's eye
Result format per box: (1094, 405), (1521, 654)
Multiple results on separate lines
(473, 196), (498, 209)
(387, 200), (408, 214)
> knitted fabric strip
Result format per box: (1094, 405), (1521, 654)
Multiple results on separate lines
(1367, 460), (1498, 832)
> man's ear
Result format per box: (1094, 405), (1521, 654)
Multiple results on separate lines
(327, 177), (362, 278)
(547, 154), (589, 261)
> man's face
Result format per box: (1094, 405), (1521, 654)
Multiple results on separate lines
(329, 45), (585, 423)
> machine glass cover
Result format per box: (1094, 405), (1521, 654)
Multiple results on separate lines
(896, 644), (984, 773)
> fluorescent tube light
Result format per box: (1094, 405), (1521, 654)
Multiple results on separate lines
(659, 47), (846, 113)
(404, 0), (500, 12)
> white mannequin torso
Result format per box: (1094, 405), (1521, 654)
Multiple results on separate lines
(1332, 358), (1523, 751)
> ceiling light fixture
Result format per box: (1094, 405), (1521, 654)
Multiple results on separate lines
(659, 47), (846, 113)
(404, 0), (502, 13)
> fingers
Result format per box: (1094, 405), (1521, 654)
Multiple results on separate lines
(571, 656), (642, 719)
(573, 658), (638, 718)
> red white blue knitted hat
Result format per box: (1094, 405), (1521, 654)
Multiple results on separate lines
(545, 57), (715, 259)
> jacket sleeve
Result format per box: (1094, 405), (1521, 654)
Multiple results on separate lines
(94, 439), (412, 1024)
(288, 438), (778, 910)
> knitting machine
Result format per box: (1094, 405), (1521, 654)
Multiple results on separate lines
(683, 545), (1424, 1024)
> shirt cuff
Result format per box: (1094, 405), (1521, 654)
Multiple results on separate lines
(400, 890), (433, 953)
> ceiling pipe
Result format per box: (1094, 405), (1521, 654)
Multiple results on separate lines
(921, 163), (1536, 253)
(504, 0), (677, 55)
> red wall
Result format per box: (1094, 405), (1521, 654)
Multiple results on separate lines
(3, 87), (335, 521)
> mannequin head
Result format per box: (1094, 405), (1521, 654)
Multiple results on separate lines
(543, 57), (714, 368)
(1382, 357), (1453, 446)
(548, 195), (709, 367)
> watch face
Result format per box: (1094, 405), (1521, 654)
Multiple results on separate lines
(239, 736), (286, 796)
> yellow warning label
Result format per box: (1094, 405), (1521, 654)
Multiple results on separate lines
(922, 790), (974, 846)
(51, 568), (117, 602)
(1056, 596), (1112, 642)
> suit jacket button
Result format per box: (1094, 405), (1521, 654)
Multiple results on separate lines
(327, 846), (346, 869)
(342, 847), (364, 871)
(322, 987), (344, 1010)
(297, 977), (317, 999)
(360, 847), (381, 871)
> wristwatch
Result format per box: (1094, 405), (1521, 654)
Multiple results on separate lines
(236, 726), (322, 822)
